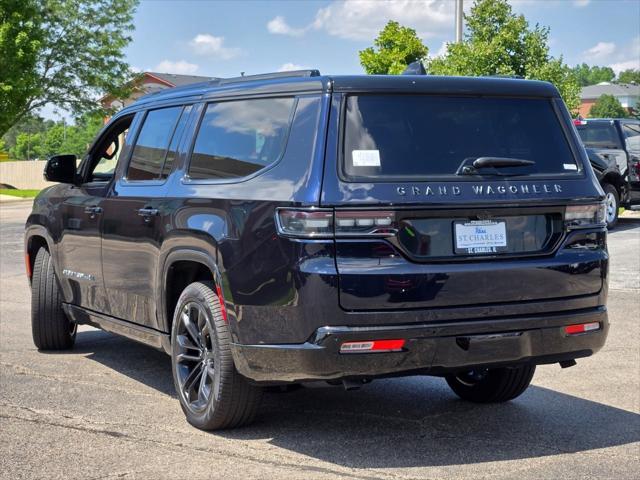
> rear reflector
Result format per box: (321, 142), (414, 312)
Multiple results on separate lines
(340, 339), (405, 353)
(565, 322), (600, 335)
(25, 253), (32, 279)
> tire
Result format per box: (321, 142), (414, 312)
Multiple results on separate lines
(445, 364), (535, 403)
(31, 248), (76, 350)
(170, 281), (262, 430)
(603, 183), (619, 229)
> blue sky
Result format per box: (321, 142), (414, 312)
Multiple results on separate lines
(42, 0), (640, 120)
(126, 0), (639, 77)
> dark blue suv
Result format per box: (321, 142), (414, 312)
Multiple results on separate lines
(25, 70), (609, 430)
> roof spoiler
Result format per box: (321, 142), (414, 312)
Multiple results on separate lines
(402, 61), (427, 75)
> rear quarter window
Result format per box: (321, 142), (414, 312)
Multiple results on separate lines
(188, 97), (296, 180)
(342, 95), (579, 181)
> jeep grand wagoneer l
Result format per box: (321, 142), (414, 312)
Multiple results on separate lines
(25, 70), (609, 430)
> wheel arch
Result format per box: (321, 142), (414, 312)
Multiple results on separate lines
(159, 247), (225, 337)
(600, 171), (625, 194)
(24, 226), (55, 284)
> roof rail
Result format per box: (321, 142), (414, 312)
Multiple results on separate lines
(219, 70), (321, 85)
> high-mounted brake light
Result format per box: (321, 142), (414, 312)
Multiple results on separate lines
(565, 203), (606, 229)
(565, 322), (600, 335)
(275, 208), (398, 238)
(340, 339), (406, 353)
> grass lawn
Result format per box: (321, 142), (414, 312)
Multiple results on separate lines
(0, 189), (41, 198)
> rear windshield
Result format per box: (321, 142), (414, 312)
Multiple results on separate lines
(576, 122), (622, 149)
(342, 95), (578, 180)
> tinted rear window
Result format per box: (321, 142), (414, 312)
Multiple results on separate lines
(576, 122), (621, 149)
(342, 95), (578, 180)
(188, 98), (295, 180)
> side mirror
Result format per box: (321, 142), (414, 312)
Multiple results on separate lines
(44, 155), (77, 184)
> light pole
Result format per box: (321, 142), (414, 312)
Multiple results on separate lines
(455, 0), (464, 43)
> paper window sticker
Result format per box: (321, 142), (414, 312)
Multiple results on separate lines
(352, 150), (381, 167)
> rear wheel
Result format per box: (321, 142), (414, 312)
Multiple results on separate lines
(31, 248), (76, 350)
(603, 183), (619, 229)
(170, 281), (262, 430)
(445, 364), (535, 403)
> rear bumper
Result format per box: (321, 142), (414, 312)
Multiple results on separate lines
(231, 307), (608, 383)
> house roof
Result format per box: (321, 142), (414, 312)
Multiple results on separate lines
(145, 72), (218, 87)
(581, 82), (640, 100)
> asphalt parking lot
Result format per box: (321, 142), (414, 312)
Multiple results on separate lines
(1, 200), (638, 480)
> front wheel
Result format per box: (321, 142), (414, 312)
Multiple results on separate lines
(445, 364), (535, 403)
(603, 183), (619, 229)
(170, 281), (262, 430)
(31, 248), (76, 350)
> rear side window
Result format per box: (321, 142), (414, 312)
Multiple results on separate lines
(342, 95), (578, 180)
(576, 122), (622, 149)
(188, 98), (295, 180)
(127, 106), (183, 181)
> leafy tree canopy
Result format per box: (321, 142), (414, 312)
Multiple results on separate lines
(429, 0), (581, 112)
(571, 63), (615, 86)
(618, 69), (640, 84)
(0, 0), (138, 137)
(6, 112), (103, 160)
(588, 94), (629, 119)
(359, 21), (429, 75)
(0, 0), (42, 139)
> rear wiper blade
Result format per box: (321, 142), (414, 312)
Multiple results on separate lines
(457, 156), (536, 176)
(472, 157), (536, 169)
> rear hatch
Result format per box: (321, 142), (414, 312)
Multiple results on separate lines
(322, 91), (604, 312)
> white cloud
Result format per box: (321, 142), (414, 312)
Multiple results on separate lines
(432, 41), (449, 58)
(583, 41), (616, 60)
(189, 34), (242, 59)
(269, 1), (453, 41)
(267, 16), (306, 36)
(607, 36), (640, 74)
(573, 0), (590, 7)
(277, 63), (308, 72)
(154, 60), (199, 75)
(609, 59), (640, 74)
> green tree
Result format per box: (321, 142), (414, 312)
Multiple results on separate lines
(618, 69), (640, 84)
(10, 131), (45, 160)
(572, 63), (615, 86)
(0, 0), (138, 137)
(359, 21), (428, 75)
(0, 0), (43, 139)
(588, 94), (629, 118)
(429, 0), (581, 112)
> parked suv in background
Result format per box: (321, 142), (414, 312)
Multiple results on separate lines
(575, 118), (640, 228)
(26, 71), (609, 430)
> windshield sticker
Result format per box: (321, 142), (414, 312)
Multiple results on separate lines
(352, 150), (381, 167)
(563, 163), (578, 171)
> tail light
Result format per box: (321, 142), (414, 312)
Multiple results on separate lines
(275, 208), (398, 238)
(565, 203), (606, 229)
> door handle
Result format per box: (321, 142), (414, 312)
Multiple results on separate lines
(138, 207), (159, 221)
(84, 206), (103, 218)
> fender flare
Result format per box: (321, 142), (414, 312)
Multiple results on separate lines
(24, 225), (57, 282)
(157, 246), (225, 334)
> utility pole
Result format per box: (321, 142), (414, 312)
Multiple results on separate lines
(455, 0), (464, 43)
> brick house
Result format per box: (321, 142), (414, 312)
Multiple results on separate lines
(101, 72), (217, 113)
(579, 82), (640, 117)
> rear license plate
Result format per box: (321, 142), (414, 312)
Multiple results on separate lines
(454, 220), (508, 255)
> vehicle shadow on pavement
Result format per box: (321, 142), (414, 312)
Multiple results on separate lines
(72, 328), (640, 468)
